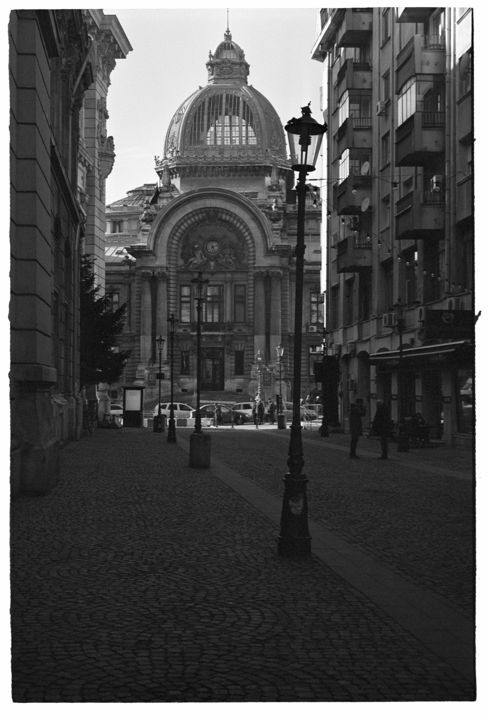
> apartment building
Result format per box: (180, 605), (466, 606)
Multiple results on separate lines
(312, 7), (474, 446)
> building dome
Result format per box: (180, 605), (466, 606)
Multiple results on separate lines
(157, 29), (288, 177)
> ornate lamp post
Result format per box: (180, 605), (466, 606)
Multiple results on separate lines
(394, 298), (409, 452)
(167, 313), (177, 443)
(189, 272), (211, 467)
(319, 328), (329, 438)
(278, 104), (327, 557)
(154, 335), (165, 433)
(276, 345), (286, 429)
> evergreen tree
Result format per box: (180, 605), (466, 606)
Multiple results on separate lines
(80, 255), (130, 385)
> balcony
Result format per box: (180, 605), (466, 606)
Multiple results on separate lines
(395, 111), (444, 166)
(336, 115), (372, 156)
(337, 235), (372, 273)
(395, 189), (444, 240)
(335, 58), (372, 95)
(396, 35), (445, 92)
(333, 175), (372, 215)
(397, 8), (436, 23)
(336, 9), (372, 47)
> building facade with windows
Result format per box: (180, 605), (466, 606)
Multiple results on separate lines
(312, 7), (474, 446)
(105, 28), (323, 406)
(10, 10), (131, 495)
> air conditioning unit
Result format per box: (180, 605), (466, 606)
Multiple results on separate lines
(308, 325), (318, 333)
(382, 312), (398, 328)
(430, 174), (443, 193)
(376, 100), (386, 116)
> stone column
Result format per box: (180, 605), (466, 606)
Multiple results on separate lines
(140, 271), (152, 365)
(254, 271), (266, 356)
(270, 270), (282, 350)
(157, 272), (168, 360)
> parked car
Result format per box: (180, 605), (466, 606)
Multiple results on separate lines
(231, 401), (254, 420)
(194, 403), (247, 425)
(152, 402), (195, 420)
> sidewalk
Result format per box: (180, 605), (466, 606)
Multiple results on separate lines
(10, 427), (476, 702)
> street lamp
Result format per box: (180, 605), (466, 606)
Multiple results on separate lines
(167, 313), (177, 443)
(276, 345), (286, 429)
(319, 329), (329, 438)
(154, 335), (165, 433)
(394, 298), (409, 452)
(278, 104), (327, 557)
(189, 272), (211, 467)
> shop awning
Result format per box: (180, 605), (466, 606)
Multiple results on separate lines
(369, 340), (472, 364)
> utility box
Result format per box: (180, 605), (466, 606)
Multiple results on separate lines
(123, 386), (145, 428)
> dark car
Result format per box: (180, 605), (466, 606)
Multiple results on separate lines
(193, 403), (247, 425)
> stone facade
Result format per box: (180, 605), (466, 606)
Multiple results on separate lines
(10, 10), (131, 495)
(105, 29), (323, 408)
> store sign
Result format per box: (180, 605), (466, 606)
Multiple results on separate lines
(422, 309), (474, 340)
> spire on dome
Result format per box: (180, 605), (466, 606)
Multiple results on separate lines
(206, 25), (250, 85)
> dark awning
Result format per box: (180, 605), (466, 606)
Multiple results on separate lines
(369, 340), (472, 364)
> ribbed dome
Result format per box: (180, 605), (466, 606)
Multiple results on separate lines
(161, 29), (288, 170)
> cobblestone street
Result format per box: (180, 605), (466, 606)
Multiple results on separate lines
(10, 426), (476, 703)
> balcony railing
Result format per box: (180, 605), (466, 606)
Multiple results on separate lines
(421, 110), (445, 127)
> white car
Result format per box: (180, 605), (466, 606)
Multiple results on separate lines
(153, 402), (195, 420)
(231, 401), (254, 420)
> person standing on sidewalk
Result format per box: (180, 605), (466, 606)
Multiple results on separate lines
(372, 399), (391, 459)
(349, 398), (365, 458)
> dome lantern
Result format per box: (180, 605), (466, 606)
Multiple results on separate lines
(206, 28), (250, 85)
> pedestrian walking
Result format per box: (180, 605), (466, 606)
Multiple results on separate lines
(372, 399), (391, 459)
(349, 397), (365, 458)
(214, 403), (222, 427)
(252, 399), (259, 429)
(267, 400), (276, 424)
(257, 399), (265, 425)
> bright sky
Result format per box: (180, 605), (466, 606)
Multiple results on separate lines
(104, 5), (324, 204)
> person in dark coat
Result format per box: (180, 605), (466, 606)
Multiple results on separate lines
(349, 398), (365, 458)
(372, 399), (391, 459)
(257, 400), (265, 425)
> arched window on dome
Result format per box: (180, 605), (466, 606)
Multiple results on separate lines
(189, 93), (257, 146)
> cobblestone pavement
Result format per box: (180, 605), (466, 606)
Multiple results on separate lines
(207, 425), (475, 618)
(10, 427), (476, 702)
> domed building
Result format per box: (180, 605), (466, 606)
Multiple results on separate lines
(105, 27), (323, 406)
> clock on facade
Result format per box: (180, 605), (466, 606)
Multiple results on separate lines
(205, 239), (220, 256)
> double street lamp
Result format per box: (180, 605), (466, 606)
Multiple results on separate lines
(189, 272), (211, 467)
(278, 104), (327, 557)
(154, 335), (165, 433)
(167, 313), (177, 443)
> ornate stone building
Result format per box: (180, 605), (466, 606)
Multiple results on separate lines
(10, 10), (131, 495)
(105, 28), (323, 405)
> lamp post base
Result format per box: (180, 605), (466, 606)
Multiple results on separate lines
(167, 418), (177, 443)
(153, 415), (164, 433)
(278, 474), (311, 557)
(189, 432), (211, 468)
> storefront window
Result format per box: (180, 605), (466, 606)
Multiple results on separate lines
(457, 368), (473, 433)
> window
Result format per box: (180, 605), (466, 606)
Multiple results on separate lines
(234, 284), (246, 322)
(383, 69), (390, 103)
(381, 132), (390, 168)
(180, 285), (192, 323)
(205, 285), (224, 322)
(110, 219), (124, 233)
(190, 93), (258, 146)
(180, 351), (190, 375)
(349, 94), (371, 127)
(309, 345), (323, 377)
(338, 93), (348, 127)
(339, 149), (350, 183)
(108, 290), (120, 312)
(381, 8), (390, 44)
(381, 260), (393, 313)
(330, 285), (339, 328)
(234, 350), (244, 375)
(344, 278), (355, 326)
(458, 49), (472, 96)
(397, 77), (416, 127)
(310, 291), (324, 325)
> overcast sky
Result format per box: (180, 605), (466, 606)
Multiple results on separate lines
(104, 5), (324, 204)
